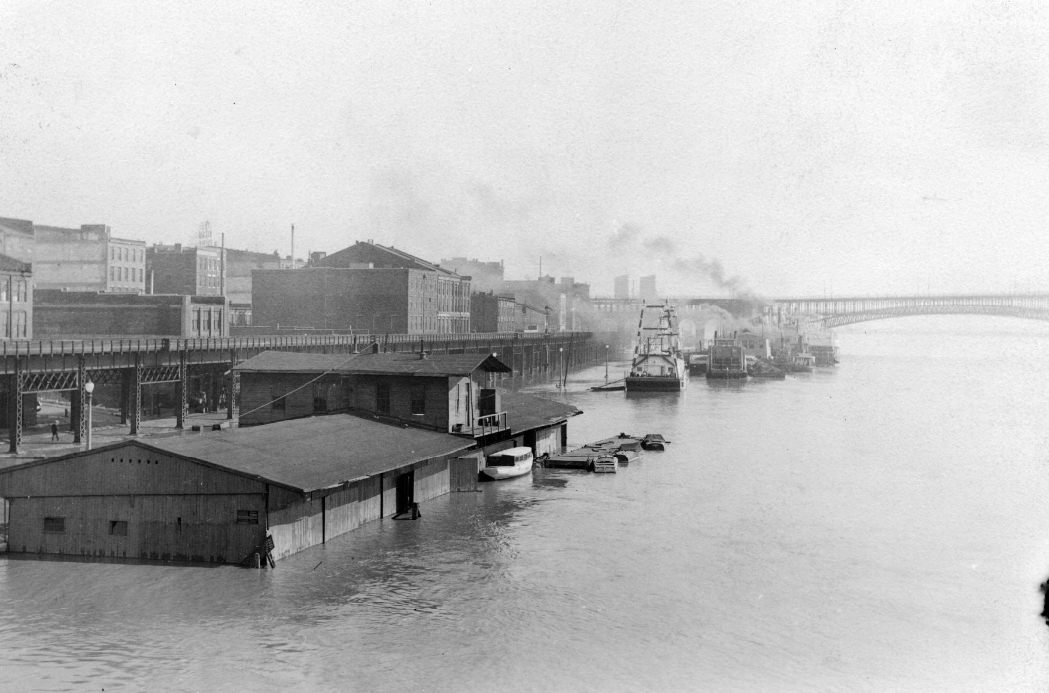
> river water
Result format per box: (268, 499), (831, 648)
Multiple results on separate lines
(3, 316), (1049, 692)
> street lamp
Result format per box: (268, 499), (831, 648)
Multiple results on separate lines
(84, 380), (94, 450)
(604, 344), (609, 383)
(558, 347), (563, 388)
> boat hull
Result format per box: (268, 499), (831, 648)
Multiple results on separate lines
(625, 375), (686, 391)
(705, 370), (747, 380)
(481, 461), (533, 480)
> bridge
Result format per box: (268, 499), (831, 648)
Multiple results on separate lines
(769, 293), (1049, 328)
(0, 331), (595, 454)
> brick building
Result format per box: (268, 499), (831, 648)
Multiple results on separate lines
(253, 241), (471, 334)
(470, 292), (516, 333)
(224, 248), (289, 326)
(147, 244), (223, 297)
(0, 254), (33, 339)
(0, 220), (145, 293)
(34, 291), (228, 338)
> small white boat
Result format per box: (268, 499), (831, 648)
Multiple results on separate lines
(482, 446), (534, 480)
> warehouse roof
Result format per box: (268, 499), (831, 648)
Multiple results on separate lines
(141, 414), (474, 492)
(234, 350), (511, 376)
(503, 391), (581, 431)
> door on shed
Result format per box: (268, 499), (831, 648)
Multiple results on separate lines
(395, 470), (414, 514)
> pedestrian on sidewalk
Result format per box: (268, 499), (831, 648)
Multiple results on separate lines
(50, 421), (59, 442)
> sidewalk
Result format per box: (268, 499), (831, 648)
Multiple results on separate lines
(0, 410), (235, 465)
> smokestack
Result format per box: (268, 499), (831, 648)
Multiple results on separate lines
(290, 224), (295, 267)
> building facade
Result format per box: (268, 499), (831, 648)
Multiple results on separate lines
(31, 224), (146, 293)
(639, 275), (657, 301)
(441, 256), (504, 293)
(0, 254), (32, 339)
(0, 217), (36, 264)
(0, 417), (476, 564)
(224, 248), (288, 326)
(34, 291), (228, 338)
(147, 244), (224, 297)
(316, 242), (471, 333)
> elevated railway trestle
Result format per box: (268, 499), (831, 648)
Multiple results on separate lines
(0, 332), (595, 453)
(771, 293), (1049, 329)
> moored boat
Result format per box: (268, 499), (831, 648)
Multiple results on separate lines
(481, 446), (534, 480)
(625, 303), (687, 392)
(706, 338), (747, 379)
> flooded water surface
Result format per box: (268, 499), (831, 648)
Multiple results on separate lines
(3, 317), (1049, 691)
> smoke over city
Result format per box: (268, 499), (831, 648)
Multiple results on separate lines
(609, 223), (758, 299)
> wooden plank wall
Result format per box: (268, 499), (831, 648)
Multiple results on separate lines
(414, 456), (450, 503)
(268, 496), (322, 560)
(533, 425), (564, 457)
(7, 494), (263, 563)
(451, 453), (482, 491)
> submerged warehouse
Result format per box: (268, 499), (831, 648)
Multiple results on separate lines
(0, 350), (580, 565)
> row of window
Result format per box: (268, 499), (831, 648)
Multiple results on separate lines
(110, 266), (143, 283)
(110, 246), (144, 263)
(42, 511), (259, 534)
(192, 308), (223, 335)
(0, 311), (28, 338)
(0, 279), (28, 303)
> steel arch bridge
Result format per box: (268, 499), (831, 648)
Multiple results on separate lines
(770, 293), (1049, 328)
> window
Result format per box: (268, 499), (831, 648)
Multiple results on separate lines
(236, 510), (259, 524)
(14, 311), (26, 338)
(376, 382), (390, 414)
(16, 280), (26, 302)
(410, 385), (425, 415)
(44, 517), (65, 533)
(109, 520), (128, 536)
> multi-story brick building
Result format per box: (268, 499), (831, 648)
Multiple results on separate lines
(470, 292), (516, 333)
(0, 254), (32, 339)
(224, 248), (289, 326)
(147, 244), (224, 297)
(34, 290), (227, 338)
(3, 221), (146, 293)
(253, 241), (471, 334)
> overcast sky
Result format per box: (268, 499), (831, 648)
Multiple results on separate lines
(2, 1), (1047, 297)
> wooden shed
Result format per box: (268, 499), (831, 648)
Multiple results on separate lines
(0, 414), (476, 565)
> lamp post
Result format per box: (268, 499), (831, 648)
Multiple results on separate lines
(558, 347), (563, 388)
(84, 380), (95, 450)
(604, 344), (609, 383)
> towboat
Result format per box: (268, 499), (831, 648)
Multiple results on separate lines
(625, 303), (687, 392)
(481, 447), (534, 480)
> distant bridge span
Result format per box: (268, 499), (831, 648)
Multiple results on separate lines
(770, 293), (1049, 328)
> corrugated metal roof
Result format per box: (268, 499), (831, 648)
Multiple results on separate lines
(142, 414), (475, 492)
(234, 350), (511, 376)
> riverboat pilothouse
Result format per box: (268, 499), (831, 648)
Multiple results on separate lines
(625, 303), (687, 391)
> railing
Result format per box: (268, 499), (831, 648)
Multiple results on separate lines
(475, 411), (509, 437)
(0, 331), (593, 357)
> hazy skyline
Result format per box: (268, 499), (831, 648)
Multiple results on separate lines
(2, 1), (1047, 297)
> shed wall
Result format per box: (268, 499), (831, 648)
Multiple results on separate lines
(7, 493), (264, 563)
